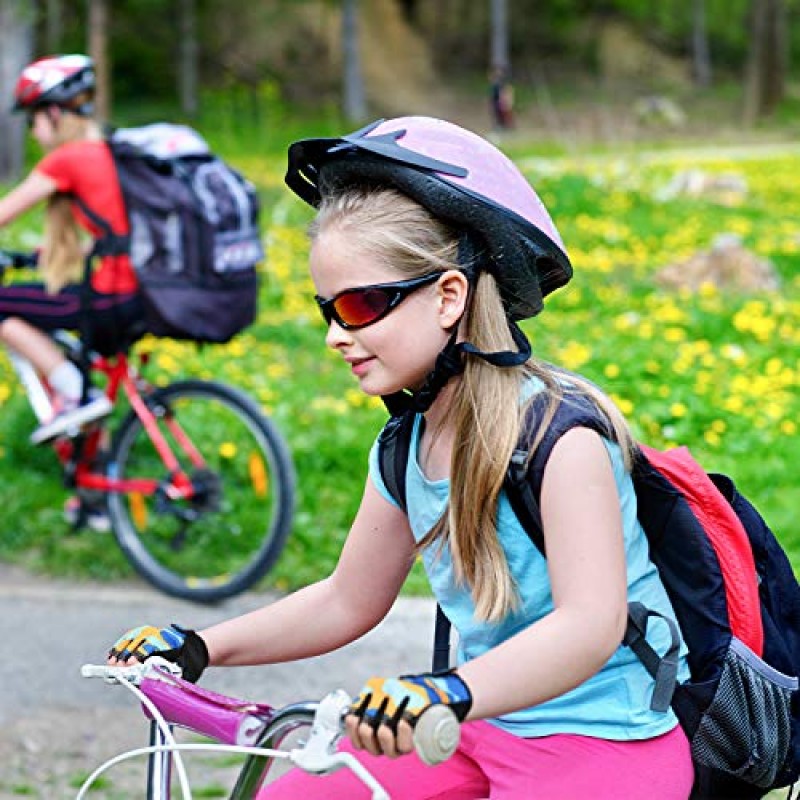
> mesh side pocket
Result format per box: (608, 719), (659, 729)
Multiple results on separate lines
(691, 637), (798, 788)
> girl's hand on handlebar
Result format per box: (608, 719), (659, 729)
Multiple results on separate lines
(346, 670), (472, 759)
(107, 623), (209, 683)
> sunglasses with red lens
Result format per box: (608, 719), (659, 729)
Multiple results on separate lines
(315, 272), (443, 330)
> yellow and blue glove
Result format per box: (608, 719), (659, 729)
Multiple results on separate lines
(108, 624), (209, 683)
(350, 670), (472, 732)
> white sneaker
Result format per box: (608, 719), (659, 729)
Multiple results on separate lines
(64, 496), (112, 533)
(31, 391), (113, 446)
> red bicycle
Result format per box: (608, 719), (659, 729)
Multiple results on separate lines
(0, 249), (295, 603)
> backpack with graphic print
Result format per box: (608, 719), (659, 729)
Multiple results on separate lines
(75, 123), (262, 343)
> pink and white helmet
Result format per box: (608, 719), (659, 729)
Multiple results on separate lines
(286, 116), (571, 320)
(13, 54), (95, 114)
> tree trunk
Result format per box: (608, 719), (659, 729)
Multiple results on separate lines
(762, 0), (787, 112)
(87, 0), (111, 123)
(489, 0), (509, 72)
(0, 0), (34, 183)
(342, 0), (367, 123)
(178, 0), (199, 117)
(398, 0), (418, 24)
(743, 0), (787, 123)
(690, 0), (712, 87)
(46, 0), (64, 52)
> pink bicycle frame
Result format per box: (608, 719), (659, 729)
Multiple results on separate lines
(81, 661), (456, 799)
(138, 667), (322, 799)
(141, 670), (277, 747)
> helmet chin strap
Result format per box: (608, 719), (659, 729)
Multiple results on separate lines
(382, 231), (532, 416)
(381, 319), (531, 416)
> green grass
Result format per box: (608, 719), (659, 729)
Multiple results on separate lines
(0, 120), (798, 595)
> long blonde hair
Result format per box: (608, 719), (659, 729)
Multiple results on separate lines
(39, 104), (95, 293)
(313, 185), (635, 622)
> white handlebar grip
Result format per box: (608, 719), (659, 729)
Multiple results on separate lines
(81, 664), (111, 679)
(413, 705), (460, 766)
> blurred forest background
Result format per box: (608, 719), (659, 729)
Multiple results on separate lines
(2, 0), (800, 182)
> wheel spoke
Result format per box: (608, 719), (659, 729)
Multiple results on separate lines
(107, 381), (295, 602)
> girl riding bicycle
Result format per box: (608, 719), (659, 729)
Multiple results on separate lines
(109, 117), (694, 798)
(0, 54), (145, 447)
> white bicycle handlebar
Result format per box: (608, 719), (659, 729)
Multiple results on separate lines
(81, 660), (461, 799)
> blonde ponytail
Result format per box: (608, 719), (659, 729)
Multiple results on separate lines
(38, 107), (96, 293)
(40, 195), (84, 293)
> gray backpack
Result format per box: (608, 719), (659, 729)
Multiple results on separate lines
(78, 123), (262, 343)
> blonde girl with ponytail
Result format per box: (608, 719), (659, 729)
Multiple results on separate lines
(106, 118), (694, 799)
(0, 55), (145, 526)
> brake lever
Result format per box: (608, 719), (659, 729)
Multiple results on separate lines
(289, 690), (390, 800)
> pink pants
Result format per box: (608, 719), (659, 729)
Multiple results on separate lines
(260, 721), (693, 799)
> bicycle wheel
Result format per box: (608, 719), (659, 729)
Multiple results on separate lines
(107, 379), (295, 602)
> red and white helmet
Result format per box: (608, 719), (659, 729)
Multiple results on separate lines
(285, 116), (572, 320)
(13, 54), (95, 114)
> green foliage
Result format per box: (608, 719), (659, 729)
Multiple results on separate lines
(27, 0), (800, 112)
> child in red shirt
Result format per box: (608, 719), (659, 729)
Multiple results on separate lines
(0, 54), (146, 527)
(0, 55), (145, 438)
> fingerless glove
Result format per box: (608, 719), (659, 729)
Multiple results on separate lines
(351, 669), (472, 731)
(108, 623), (209, 683)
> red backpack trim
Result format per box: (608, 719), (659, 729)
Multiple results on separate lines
(640, 444), (764, 657)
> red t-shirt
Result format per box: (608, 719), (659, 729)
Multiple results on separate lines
(36, 140), (139, 295)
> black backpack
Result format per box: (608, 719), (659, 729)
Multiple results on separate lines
(76, 123), (262, 344)
(378, 391), (800, 799)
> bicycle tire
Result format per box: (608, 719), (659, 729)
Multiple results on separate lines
(106, 379), (295, 602)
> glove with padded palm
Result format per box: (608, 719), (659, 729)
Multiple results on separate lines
(350, 670), (472, 732)
(108, 623), (209, 683)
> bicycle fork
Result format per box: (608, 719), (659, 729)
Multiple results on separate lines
(147, 720), (173, 800)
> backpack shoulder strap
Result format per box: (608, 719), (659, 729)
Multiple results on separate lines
(379, 389), (615, 673)
(69, 195), (130, 257)
(376, 410), (450, 671)
(506, 390), (613, 555)
(376, 411), (416, 513)
(507, 394), (681, 712)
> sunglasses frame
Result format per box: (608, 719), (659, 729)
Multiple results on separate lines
(315, 271), (444, 330)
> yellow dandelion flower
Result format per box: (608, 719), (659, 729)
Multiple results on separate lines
(266, 363), (289, 379)
(664, 327), (686, 343)
(559, 341), (592, 370)
(219, 442), (237, 459)
(698, 281), (717, 298)
(611, 394), (634, 415)
(670, 403), (688, 418)
(345, 388), (363, 407)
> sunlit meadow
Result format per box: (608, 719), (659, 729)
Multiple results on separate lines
(0, 144), (798, 594)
